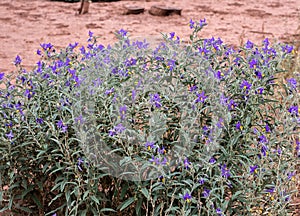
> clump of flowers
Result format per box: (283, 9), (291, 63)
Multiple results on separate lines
(0, 19), (298, 215)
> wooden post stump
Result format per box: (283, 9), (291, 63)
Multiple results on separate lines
(123, 5), (145, 15)
(149, 5), (182, 16)
(78, 0), (91, 15)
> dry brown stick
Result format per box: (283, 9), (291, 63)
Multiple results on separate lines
(78, 0), (91, 15)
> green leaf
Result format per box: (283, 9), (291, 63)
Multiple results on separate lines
(31, 193), (43, 209)
(100, 208), (117, 213)
(49, 193), (63, 206)
(21, 185), (34, 199)
(82, 190), (89, 200)
(135, 198), (143, 216)
(231, 191), (243, 201)
(15, 205), (33, 213)
(118, 197), (135, 211)
(90, 195), (100, 205)
(120, 183), (129, 200)
(119, 156), (132, 166)
(141, 187), (150, 200)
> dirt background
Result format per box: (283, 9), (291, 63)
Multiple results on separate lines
(0, 0), (299, 213)
(0, 0), (299, 74)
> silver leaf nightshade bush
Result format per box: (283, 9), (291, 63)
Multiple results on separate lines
(0, 19), (299, 215)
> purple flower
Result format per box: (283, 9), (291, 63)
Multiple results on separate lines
(40, 43), (53, 51)
(119, 105), (127, 120)
(202, 188), (210, 198)
(183, 192), (192, 202)
(236, 121), (243, 130)
(259, 135), (268, 143)
(14, 55), (22, 65)
(160, 157), (168, 165)
(203, 126), (209, 133)
(149, 156), (160, 165)
(15, 102), (24, 116)
(288, 105), (298, 116)
(254, 128), (258, 134)
(5, 122), (13, 128)
(109, 123), (126, 136)
(216, 208), (223, 216)
(277, 147), (282, 155)
(157, 147), (166, 154)
(295, 139), (300, 152)
(88, 30), (93, 38)
(118, 29), (127, 37)
(256, 87), (264, 95)
(245, 40), (254, 49)
(265, 187), (275, 193)
(227, 99), (237, 110)
(56, 120), (68, 133)
(195, 91), (207, 103)
(0, 73), (4, 81)
(87, 31), (94, 42)
(234, 57), (241, 65)
(108, 129), (116, 137)
(189, 19), (195, 29)
(198, 178), (205, 185)
(216, 118), (224, 128)
(133, 40), (149, 49)
(169, 32), (175, 40)
(255, 70), (263, 79)
(265, 124), (271, 133)
(199, 18), (207, 28)
(282, 44), (293, 53)
(115, 123), (126, 133)
(261, 145), (268, 156)
(183, 158), (191, 169)
(249, 58), (258, 69)
(209, 157), (216, 164)
(167, 59), (176, 71)
(77, 158), (84, 171)
(80, 46), (86, 54)
(198, 46), (210, 56)
(215, 70), (225, 80)
(75, 115), (85, 124)
(220, 164), (231, 178)
(287, 78), (297, 91)
(212, 38), (222, 51)
(189, 85), (198, 92)
(287, 171), (296, 181)
(263, 38), (269, 47)
(68, 42), (78, 50)
(285, 196), (290, 202)
(145, 141), (155, 150)
(36, 49), (42, 55)
(150, 93), (162, 108)
(225, 46), (235, 56)
(6, 130), (14, 140)
(131, 89), (136, 101)
(43, 73), (50, 79)
(24, 89), (35, 99)
(240, 80), (252, 91)
(105, 87), (114, 96)
(36, 118), (44, 124)
(250, 165), (258, 174)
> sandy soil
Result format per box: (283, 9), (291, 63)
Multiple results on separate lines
(0, 0), (299, 74)
(0, 0), (299, 213)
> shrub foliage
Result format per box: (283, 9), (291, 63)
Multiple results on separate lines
(0, 21), (299, 215)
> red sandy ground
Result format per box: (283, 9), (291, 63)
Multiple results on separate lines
(0, 0), (299, 74)
(0, 0), (299, 214)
